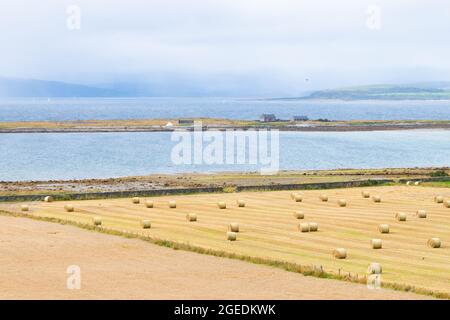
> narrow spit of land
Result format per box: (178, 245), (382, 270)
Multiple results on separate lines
(1, 118), (450, 133)
(0, 215), (431, 299)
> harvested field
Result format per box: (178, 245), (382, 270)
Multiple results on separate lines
(0, 215), (431, 299)
(2, 186), (449, 296)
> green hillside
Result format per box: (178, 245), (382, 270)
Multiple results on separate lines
(299, 82), (450, 100)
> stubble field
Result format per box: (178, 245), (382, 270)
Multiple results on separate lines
(2, 185), (449, 297)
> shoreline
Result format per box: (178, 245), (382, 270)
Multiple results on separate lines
(1, 167), (448, 198)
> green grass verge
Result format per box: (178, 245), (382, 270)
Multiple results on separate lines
(422, 181), (450, 188)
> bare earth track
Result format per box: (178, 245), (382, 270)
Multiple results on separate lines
(0, 216), (429, 299)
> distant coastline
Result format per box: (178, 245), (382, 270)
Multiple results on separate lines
(269, 82), (450, 101)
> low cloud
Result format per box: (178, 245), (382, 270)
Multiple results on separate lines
(0, 0), (449, 95)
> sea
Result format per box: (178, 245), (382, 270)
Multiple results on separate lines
(1, 97), (449, 181)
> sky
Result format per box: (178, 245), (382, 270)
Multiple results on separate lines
(0, 0), (450, 96)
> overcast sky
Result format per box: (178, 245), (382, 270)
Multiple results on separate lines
(1, 0), (449, 96)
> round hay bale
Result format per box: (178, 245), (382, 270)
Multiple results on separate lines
(217, 201), (226, 209)
(293, 211), (304, 219)
(444, 200), (450, 208)
(414, 181), (421, 186)
(298, 223), (310, 232)
(361, 191), (370, 198)
(20, 205), (29, 212)
(416, 210), (427, 218)
(93, 217), (102, 226)
(236, 199), (245, 207)
(44, 196), (53, 202)
(372, 195), (381, 203)
(333, 248), (347, 259)
(290, 192), (298, 200)
(227, 231), (237, 241)
(395, 212), (407, 221)
(64, 204), (74, 212)
(141, 219), (151, 229)
(367, 263), (382, 274)
(338, 199), (347, 207)
(145, 200), (154, 208)
(434, 195), (444, 203)
(427, 237), (441, 248)
(229, 222), (239, 232)
(186, 213), (197, 222)
(406, 181), (411, 186)
(319, 194), (328, 202)
(132, 197), (140, 204)
(168, 201), (177, 208)
(378, 224), (390, 234)
(293, 194), (303, 202)
(371, 239), (382, 249)
(309, 222), (319, 232)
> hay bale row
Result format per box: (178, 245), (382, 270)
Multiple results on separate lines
(338, 199), (347, 207)
(372, 195), (381, 203)
(186, 213), (197, 222)
(132, 197), (140, 204)
(333, 248), (347, 259)
(141, 219), (151, 229)
(298, 222), (318, 232)
(427, 238), (441, 248)
(309, 222), (319, 232)
(291, 192), (303, 200)
(93, 216), (102, 226)
(64, 204), (74, 212)
(371, 239), (382, 249)
(395, 212), (407, 221)
(20, 205), (29, 212)
(368, 263), (382, 274)
(169, 201), (177, 208)
(46, 189), (443, 254)
(416, 210), (427, 218)
(227, 231), (237, 241)
(298, 223), (310, 232)
(379, 224), (389, 233)
(229, 222), (239, 232)
(293, 211), (304, 219)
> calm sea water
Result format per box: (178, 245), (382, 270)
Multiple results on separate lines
(1, 97), (450, 121)
(1, 130), (449, 181)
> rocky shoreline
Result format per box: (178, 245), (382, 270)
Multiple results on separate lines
(1, 168), (447, 197)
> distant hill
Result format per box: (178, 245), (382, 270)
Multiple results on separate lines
(0, 77), (121, 97)
(282, 82), (450, 100)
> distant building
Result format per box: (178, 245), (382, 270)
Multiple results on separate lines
(293, 115), (309, 121)
(260, 114), (277, 122)
(178, 119), (194, 125)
